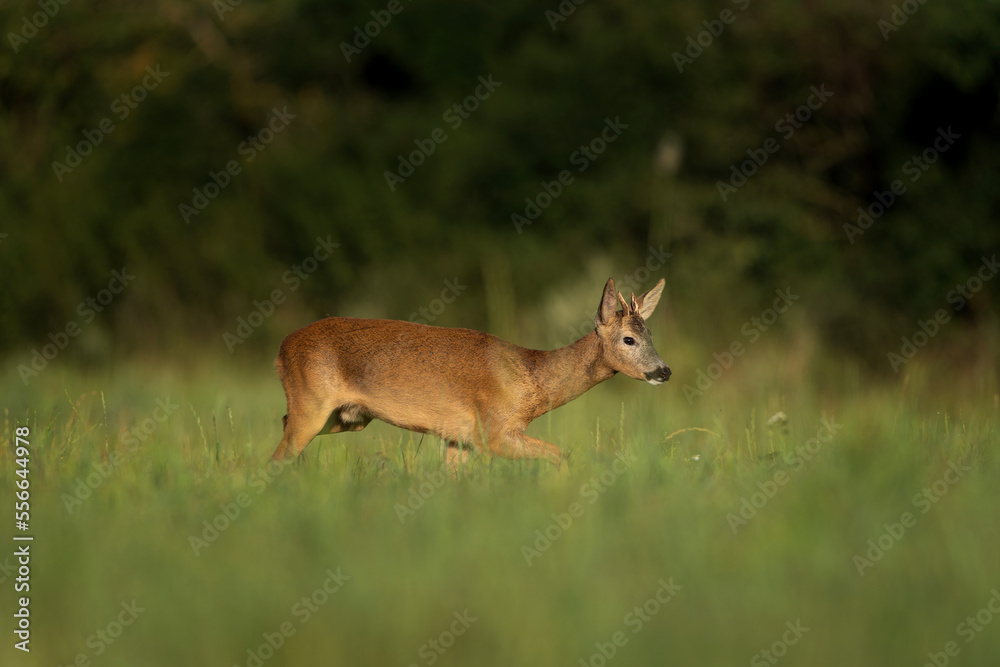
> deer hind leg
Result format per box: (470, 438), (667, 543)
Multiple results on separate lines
(271, 395), (339, 460)
(486, 432), (565, 467)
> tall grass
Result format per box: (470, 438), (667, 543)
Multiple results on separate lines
(1, 343), (997, 667)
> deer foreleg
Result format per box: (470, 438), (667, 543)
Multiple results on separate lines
(487, 432), (565, 467)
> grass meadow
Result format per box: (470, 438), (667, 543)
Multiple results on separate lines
(1, 337), (998, 667)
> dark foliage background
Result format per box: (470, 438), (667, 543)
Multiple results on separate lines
(1, 0), (997, 369)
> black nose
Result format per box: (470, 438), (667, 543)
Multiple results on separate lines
(646, 366), (671, 382)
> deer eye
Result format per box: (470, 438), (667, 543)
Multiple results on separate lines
(623, 336), (635, 346)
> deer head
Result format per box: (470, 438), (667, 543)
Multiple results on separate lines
(594, 277), (671, 385)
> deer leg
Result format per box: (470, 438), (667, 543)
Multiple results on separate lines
(272, 400), (371, 460)
(271, 400), (335, 460)
(444, 440), (472, 476)
(271, 414), (292, 459)
(486, 432), (565, 467)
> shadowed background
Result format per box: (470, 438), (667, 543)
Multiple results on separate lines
(1, 0), (998, 369)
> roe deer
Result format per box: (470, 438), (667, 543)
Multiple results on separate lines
(271, 278), (670, 467)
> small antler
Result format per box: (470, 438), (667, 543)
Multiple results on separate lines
(630, 293), (639, 314)
(617, 291), (631, 316)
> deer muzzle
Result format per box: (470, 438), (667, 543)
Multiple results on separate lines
(645, 365), (671, 385)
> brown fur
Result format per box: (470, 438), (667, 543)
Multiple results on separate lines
(270, 278), (669, 466)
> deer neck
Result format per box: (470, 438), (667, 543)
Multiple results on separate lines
(528, 330), (616, 418)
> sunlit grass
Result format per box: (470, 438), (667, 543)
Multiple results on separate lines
(0, 343), (997, 667)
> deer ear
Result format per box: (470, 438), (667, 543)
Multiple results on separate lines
(617, 291), (630, 316)
(636, 278), (665, 320)
(596, 278), (618, 326)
